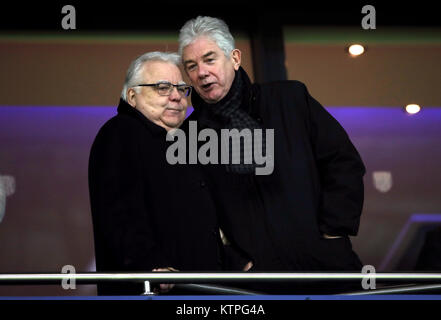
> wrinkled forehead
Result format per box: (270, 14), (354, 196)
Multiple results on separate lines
(141, 60), (184, 83)
(182, 36), (224, 61)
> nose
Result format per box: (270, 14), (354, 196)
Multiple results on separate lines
(168, 86), (182, 102)
(197, 65), (209, 79)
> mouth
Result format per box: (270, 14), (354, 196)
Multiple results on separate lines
(200, 82), (215, 91)
(166, 108), (183, 112)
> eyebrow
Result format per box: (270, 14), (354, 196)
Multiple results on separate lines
(157, 80), (188, 85)
(183, 51), (217, 66)
(202, 51), (216, 59)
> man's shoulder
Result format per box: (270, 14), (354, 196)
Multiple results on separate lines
(93, 113), (145, 146)
(255, 80), (311, 111)
(257, 79), (308, 94)
(100, 112), (143, 133)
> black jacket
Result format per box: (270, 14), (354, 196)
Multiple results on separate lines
(89, 99), (223, 294)
(184, 67), (366, 272)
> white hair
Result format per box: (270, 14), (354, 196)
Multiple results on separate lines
(121, 51), (180, 101)
(178, 16), (235, 59)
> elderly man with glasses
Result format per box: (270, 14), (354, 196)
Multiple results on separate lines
(88, 52), (223, 295)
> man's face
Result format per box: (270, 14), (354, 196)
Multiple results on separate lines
(127, 61), (188, 131)
(182, 37), (241, 104)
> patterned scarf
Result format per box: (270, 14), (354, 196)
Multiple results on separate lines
(195, 70), (265, 174)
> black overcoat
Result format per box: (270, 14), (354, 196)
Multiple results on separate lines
(88, 99), (223, 294)
(184, 67), (366, 272)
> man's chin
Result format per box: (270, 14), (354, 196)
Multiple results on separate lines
(195, 87), (224, 104)
(200, 93), (222, 104)
(163, 119), (184, 130)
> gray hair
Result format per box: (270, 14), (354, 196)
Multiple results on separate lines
(121, 51), (180, 101)
(178, 16), (235, 59)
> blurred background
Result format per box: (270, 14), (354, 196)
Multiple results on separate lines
(0, 2), (440, 295)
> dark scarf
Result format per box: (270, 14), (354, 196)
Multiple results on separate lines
(192, 70), (265, 174)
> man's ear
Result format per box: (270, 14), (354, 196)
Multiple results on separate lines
(127, 88), (137, 108)
(231, 49), (242, 71)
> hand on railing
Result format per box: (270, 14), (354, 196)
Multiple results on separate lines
(243, 261), (253, 271)
(152, 267), (178, 293)
(323, 233), (343, 239)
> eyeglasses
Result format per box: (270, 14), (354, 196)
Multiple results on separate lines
(134, 81), (192, 97)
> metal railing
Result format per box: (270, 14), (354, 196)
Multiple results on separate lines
(1, 272), (441, 295)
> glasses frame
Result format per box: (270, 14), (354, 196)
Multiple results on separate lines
(134, 82), (192, 97)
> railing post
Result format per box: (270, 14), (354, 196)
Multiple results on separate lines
(142, 280), (155, 295)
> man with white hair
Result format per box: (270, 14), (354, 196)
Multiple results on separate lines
(89, 52), (223, 295)
(179, 17), (366, 293)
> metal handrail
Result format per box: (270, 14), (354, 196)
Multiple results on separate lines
(1, 272), (441, 284)
(1, 272), (441, 295)
(341, 284), (441, 295)
(174, 284), (264, 295)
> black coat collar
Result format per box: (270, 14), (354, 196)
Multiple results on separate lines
(117, 98), (167, 137)
(189, 67), (258, 129)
